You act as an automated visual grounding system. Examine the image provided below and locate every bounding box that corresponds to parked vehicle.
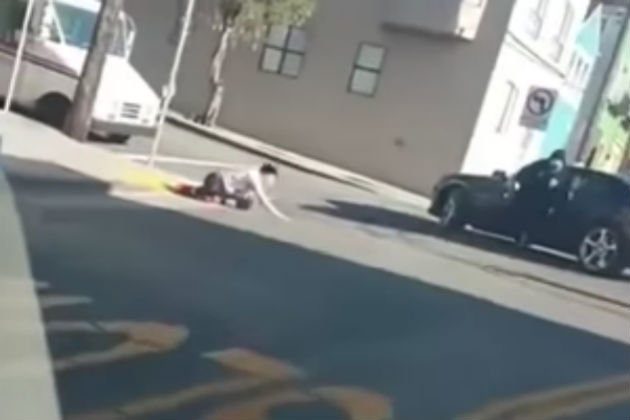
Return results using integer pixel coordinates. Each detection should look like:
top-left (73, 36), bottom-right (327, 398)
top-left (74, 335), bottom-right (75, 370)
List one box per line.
top-left (0, 0), bottom-right (159, 142)
top-left (429, 166), bottom-right (630, 276)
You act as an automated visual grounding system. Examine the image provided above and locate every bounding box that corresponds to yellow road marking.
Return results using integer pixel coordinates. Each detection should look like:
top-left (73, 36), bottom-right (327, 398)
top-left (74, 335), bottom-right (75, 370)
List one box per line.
top-left (314, 386), bottom-right (393, 420)
top-left (67, 377), bottom-right (274, 420)
top-left (203, 348), bottom-right (303, 380)
top-left (204, 386), bottom-right (392, 420)
top-left (68, 348), bottom-right (391, 420)
top-left (456, 374), bottom-right (630, 420)
top-left (204, 389), bottom-right (314, 420)
top-left (47, 321), bottom-right (188, 372)
top-left (120, 168), bottom-right (176, 192)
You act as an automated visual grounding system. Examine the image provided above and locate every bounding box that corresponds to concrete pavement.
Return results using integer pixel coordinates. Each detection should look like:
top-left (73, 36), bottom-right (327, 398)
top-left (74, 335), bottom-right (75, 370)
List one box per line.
top-left (0, 112), bottom-right (188, 191)
top-left (103, 123), bottom-right (630, 311)
top-left (1, 112), bottom-right (629, 419)
top-left (4, 155), bottom-right (629, 419)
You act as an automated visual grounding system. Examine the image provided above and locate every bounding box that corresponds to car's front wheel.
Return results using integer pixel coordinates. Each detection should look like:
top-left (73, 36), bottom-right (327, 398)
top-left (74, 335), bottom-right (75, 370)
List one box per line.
top-left (439, 189), bottom-right (467, 230)
top-left (578, 226), bottom-right (623, 276)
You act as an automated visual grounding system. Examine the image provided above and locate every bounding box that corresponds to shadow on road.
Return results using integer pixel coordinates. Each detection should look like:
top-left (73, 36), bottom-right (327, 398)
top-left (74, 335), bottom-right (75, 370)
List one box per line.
top-left (4, 157), bottom-right (629, 420)
top-left (301, 199), bottom-right (629, 282)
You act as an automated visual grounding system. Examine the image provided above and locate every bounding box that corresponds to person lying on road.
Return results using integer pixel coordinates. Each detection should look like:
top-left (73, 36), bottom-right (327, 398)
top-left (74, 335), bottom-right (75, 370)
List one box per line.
top-left (195, 163), bottom-right (290, 221)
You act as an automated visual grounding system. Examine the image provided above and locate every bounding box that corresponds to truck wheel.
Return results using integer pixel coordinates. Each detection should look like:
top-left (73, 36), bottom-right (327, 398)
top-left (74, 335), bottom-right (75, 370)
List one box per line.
top-left (578, 225), bottom-right (623, 276)
top-left (36, 94), bottom-right (71, 129)
top-left (107, 134), bottom-right (131, 144)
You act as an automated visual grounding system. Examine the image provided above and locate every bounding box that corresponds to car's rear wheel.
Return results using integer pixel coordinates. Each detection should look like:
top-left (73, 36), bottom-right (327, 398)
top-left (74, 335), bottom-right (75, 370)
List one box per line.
top-left (578, 226), bottom-right (623, 276)
top-left (439, 189), bottom-right (467, 230)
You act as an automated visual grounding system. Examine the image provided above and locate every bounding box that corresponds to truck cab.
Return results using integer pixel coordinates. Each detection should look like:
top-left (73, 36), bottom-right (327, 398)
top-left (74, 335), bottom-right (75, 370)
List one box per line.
top-left (0, 0), bottom-right (160, 142)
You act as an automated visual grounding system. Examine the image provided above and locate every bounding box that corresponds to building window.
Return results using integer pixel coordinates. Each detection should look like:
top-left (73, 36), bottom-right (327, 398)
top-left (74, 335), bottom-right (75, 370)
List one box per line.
top-left (348, 43), bottom-right (386, 97)
top-left (260, 25), bottom-right (306, 78)
top-left (527, 0), bottom-right (549, 39)
top-left (552, 1), bottom-right (574, 62)
top-left (496, 81), bottom-right (519, 133)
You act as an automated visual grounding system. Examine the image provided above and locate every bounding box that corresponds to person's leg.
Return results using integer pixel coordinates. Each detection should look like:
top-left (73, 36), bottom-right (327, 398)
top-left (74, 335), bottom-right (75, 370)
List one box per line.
top-left (513, 194), bottom-right (535, 248)
top-left (234, 191), bottom-right (254, 210)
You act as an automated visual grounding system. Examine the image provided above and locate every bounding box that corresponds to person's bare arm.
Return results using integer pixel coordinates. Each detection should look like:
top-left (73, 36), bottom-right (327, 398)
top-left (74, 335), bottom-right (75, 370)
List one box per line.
top-left (249, 173), bottom-right (291, 221)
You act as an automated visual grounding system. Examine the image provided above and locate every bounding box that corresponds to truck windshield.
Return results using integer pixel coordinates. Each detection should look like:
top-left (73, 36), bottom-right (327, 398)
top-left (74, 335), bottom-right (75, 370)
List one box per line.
top-left (54, 2), bottom-right (126, 56)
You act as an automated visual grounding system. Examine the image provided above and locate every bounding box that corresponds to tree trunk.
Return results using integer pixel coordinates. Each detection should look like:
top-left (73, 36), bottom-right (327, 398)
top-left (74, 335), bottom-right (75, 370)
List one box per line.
top-left (63, 0), bottom-right (124, 141)
top-left (201, 25), bottom-right (233, 126)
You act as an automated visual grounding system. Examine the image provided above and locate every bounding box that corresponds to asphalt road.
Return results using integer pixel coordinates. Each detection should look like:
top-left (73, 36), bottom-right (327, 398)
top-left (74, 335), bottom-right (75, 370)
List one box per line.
top-left (4, 129), bottom-right (630, 419)
top-left (101, 124), bottom-right (630, 305)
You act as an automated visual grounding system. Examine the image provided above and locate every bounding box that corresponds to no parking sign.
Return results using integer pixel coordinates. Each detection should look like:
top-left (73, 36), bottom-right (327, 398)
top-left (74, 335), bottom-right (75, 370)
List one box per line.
top-left (519, 87), bottom-right (558, 131)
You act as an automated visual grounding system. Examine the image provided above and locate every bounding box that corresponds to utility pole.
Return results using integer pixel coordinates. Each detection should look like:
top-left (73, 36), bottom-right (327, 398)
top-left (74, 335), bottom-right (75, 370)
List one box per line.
top-left (148, 0), bottom-right (196, 167)
top-left (63, 0), bottom-right (124, 141)
top-left (3, 0), bottom-right (36, 113)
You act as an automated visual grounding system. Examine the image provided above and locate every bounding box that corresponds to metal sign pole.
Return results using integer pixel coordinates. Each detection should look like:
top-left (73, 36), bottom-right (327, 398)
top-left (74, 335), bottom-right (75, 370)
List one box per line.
top-left (148, 0), bottom-right (196, 167)
top-left (3, 0), bottom-right (37, 113)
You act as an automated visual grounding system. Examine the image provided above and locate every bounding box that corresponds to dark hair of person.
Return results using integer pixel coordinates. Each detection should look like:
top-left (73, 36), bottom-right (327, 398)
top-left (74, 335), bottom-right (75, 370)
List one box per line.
top-left (260, 163), bottom-right (278, 176)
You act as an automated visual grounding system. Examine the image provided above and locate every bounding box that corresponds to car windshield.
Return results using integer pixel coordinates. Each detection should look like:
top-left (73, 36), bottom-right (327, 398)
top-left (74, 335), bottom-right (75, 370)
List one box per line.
top-left (53, 2), bottom-right (126, 56)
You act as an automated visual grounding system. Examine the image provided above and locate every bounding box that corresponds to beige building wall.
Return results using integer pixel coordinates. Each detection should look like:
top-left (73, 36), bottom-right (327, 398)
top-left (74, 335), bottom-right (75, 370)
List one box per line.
top-left (126, 0), bottom-right (516, 194)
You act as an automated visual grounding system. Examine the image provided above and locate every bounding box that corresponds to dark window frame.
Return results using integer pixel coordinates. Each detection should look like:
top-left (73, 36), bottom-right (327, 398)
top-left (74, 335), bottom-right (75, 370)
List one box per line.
top-left (347, 42), bottom-right (387, 98)
top-left (259, 26), bottom-right (306, 79)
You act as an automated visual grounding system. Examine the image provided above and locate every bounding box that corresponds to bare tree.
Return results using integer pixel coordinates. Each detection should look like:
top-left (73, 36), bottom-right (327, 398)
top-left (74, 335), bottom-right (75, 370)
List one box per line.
top-left (198, 0), bottom-right (316, 126)
top-left (63, 0), bottom-right (124, 141)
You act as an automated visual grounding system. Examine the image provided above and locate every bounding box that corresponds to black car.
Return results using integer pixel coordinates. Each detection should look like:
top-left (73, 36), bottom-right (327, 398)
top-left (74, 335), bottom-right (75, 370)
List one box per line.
top-left (429, 166), bottom-right (630, 276)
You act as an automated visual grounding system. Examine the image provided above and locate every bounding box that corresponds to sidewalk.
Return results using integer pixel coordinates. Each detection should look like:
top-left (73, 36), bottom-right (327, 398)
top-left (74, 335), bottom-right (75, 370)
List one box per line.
top-left (0, 157), bottom-right (60, 420)
top-left (167, 112), bottom-right (432, 209)
top-left (0, 112), bottom-right (187, 192)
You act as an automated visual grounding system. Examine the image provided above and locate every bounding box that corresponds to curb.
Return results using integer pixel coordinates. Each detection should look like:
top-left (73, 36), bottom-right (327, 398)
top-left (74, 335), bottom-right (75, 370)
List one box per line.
top-left (166, 112), bottom-right (431, 209)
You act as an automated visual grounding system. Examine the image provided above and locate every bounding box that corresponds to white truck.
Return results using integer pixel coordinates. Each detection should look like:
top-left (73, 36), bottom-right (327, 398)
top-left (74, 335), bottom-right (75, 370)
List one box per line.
top-left (0, 0), bottom-right (160, 142)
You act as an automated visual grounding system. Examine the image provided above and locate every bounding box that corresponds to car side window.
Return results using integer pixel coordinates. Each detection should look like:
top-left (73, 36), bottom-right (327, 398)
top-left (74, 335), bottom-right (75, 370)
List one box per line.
top-left (568, 172), bottom-right (626, 206)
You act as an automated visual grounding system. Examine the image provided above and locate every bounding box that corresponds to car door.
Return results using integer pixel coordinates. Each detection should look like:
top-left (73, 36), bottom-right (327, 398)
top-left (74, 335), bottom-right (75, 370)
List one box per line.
top-left (467, 176), bottom-right (516, 232)
top-left (530, 169), bottom-right (582, 249)
top-left (534, 170), bottom-right (616, 251)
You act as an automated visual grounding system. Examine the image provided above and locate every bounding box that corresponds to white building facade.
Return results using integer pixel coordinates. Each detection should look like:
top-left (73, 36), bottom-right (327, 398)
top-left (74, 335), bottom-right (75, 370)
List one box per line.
top-left (462, 0), bottom-right (592, 175)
